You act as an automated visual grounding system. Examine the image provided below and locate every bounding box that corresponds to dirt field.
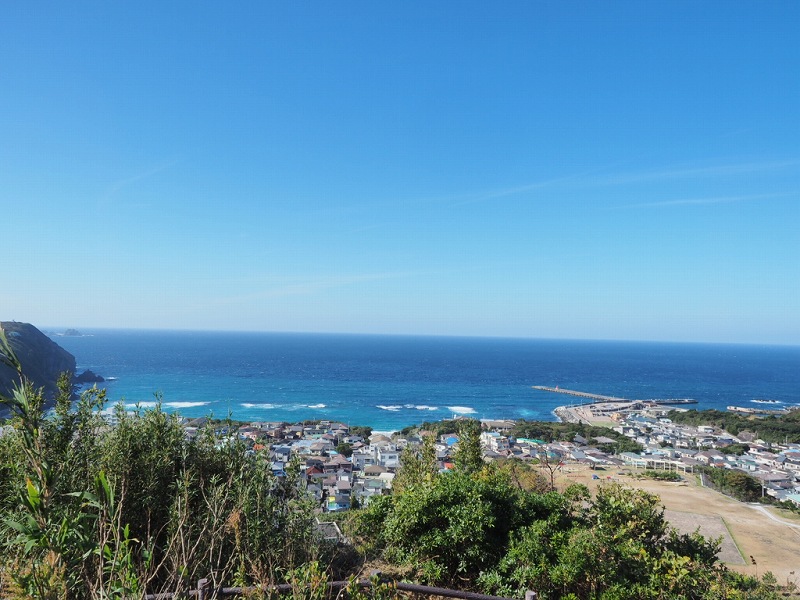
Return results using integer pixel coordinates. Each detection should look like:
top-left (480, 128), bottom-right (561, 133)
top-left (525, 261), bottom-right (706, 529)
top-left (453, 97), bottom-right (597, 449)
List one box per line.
top-left (551, 464), bottom-right (800, 585)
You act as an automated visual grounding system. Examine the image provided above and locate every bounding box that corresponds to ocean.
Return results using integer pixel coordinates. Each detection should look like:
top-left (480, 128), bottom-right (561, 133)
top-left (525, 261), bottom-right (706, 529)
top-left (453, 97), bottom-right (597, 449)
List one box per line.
top-left (52, 330), bottom-right (800, 431)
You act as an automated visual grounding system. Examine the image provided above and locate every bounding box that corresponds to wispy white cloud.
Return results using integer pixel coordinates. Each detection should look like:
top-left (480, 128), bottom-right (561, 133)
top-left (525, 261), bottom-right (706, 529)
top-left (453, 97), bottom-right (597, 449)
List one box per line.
top-left (594, 159), bottom-right (800, 187)
top-left (449, 168), bottom-right (604, 207)
top-left (432, 158), bottom-right (799, 209)
top-left (612, 192), bottom-right (791, 210)
top-left (445, 158), bottom-right (799, 207)
top-left (99, 159), bottom-right (180, 207)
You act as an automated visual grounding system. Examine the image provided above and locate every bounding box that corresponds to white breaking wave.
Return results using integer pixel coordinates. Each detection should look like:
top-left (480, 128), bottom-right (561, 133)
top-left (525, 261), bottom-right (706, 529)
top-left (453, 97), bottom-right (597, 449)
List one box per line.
top-left (123, 401), bottom-right (209, 410)
top-left (241, 403), bottom-right (278, 409)
top-left (307, 403), bottom-right (326, 409)
top-left (165, 401), bottom-right (210, 408)
top-left (448, 406), bottom-right (476, 415)
top-left (377, 404), bottom-right (438, 412)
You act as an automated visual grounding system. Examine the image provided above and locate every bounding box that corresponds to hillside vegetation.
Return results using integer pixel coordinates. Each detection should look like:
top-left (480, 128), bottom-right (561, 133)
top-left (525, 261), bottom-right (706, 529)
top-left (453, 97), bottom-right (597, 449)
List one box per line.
top-left (667, 408), bottom-right (800, 443)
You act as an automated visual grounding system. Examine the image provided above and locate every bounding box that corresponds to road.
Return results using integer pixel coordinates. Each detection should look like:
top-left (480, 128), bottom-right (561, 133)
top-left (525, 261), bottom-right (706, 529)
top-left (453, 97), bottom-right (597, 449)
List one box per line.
top-left (745, 503), bottom-right (800, 534)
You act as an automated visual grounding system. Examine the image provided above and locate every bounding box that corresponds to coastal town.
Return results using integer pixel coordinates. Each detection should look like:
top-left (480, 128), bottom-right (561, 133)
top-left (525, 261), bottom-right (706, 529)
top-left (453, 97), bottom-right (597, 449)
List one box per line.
top-left (175, 399), bottom-right (800, 514)
top-left (171, 398), bottom-right (800, 581)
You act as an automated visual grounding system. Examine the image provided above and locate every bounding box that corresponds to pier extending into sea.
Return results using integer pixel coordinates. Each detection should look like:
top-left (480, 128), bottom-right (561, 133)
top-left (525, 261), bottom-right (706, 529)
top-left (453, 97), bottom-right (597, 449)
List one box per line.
top-left (532, 386), bottom-right (697, 405)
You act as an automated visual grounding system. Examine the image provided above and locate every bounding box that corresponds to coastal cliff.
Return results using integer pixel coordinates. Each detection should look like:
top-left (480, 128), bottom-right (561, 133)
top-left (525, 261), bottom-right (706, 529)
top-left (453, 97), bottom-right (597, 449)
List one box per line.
top-left (0, 321), bottom-right (76, 403)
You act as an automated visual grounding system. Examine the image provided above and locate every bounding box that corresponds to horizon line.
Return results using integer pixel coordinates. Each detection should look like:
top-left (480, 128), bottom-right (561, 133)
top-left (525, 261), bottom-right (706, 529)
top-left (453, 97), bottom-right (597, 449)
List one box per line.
top-left (28, 323), bottom-right (800, 349)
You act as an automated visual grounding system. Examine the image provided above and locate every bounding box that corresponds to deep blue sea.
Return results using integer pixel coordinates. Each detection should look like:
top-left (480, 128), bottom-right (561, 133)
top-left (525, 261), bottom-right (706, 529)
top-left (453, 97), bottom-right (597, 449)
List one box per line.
top-left (52, 330), bottom-right (800, 432)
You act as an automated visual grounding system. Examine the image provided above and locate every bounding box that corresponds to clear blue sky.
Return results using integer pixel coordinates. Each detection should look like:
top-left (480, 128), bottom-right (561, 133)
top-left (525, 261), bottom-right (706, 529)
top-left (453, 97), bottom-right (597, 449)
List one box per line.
top-left (2, 2), bottom-right (798, 344)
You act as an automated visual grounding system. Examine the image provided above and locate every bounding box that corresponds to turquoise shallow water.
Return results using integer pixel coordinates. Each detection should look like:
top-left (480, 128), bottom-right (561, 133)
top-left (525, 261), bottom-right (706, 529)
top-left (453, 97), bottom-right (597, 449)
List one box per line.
top-left (53, 330), bottom-right (800, 431)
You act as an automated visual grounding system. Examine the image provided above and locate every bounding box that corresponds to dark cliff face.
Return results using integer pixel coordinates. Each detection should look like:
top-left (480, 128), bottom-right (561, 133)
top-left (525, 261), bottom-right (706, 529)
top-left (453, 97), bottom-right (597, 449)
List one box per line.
top-left (0, 321), bottom-right (76, 402)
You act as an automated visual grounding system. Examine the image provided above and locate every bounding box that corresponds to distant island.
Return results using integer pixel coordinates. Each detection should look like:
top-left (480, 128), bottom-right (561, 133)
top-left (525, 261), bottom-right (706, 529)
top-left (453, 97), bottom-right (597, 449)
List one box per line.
top-left (74, 369), bottom-right (104, 384)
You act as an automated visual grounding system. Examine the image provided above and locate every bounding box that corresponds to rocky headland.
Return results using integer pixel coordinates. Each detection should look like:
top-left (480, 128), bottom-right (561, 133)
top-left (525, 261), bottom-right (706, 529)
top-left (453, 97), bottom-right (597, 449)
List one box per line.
top-left (0, 321), bottom-right (77, 407)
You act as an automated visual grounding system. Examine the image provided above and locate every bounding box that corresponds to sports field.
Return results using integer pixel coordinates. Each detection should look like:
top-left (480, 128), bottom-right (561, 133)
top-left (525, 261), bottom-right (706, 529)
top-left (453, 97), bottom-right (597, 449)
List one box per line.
top-left (551, 464), bottom-right (800, 586)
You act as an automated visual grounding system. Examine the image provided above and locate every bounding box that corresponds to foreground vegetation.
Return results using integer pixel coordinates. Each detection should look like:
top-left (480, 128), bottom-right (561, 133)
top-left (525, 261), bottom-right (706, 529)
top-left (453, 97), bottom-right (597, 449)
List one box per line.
top-left (354, 424), bottom-right (784, 599)
top-left (0, 378), bottom-right (331, 598)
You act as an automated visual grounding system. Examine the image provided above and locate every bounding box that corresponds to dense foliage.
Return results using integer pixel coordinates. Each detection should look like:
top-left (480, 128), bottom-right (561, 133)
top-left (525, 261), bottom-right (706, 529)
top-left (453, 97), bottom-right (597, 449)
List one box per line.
top-left (720, 443), bottom-right (752, 455)
top-left (358, 458), bottom-right (780, 599)
top-left (510, 419), bottom-right (644, 454)
top-left (698, 467), bottom-right (765, 503)
top-left (0, 378), bottom-right (328, 598)
top-left (638, 470), bottom-right (683, 482)
top-left (399, 419), bottom-right (463, 437)
top-left (667, 409), bottom-right (800, 444)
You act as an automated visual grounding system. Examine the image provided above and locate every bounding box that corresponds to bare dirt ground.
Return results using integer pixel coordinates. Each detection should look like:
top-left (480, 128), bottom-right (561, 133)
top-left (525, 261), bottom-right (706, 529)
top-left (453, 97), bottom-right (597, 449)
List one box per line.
top-left (663, 509), bottom-right (743, 565)
top-left (551, 464), bottom-right (800, 586)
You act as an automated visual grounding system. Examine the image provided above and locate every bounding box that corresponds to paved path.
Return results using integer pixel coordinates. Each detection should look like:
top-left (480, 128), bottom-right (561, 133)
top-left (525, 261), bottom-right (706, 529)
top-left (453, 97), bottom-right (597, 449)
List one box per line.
top-left (745, 503), bottom-right (800, 533)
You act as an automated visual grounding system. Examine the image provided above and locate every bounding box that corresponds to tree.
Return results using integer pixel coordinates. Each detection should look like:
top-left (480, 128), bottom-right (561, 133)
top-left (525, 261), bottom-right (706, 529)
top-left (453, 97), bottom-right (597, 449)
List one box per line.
top-left (392, 434), bottom-right (437, 494)
top-left (335, 442), bottom-right (353, 457)
top-left (534, 446), bottom-right (562, 491)
top-left (479, 483), bottom-right (744, 599)
top-left (376, 469), bottom-right (532, 585)
top-left (453, 419), bottom-right (483, 475)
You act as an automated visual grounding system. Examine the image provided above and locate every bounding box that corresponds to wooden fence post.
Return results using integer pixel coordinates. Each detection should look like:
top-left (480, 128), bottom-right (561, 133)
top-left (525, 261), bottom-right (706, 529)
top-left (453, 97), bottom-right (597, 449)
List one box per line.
top-left (197, 578), bottom-right (210, 600)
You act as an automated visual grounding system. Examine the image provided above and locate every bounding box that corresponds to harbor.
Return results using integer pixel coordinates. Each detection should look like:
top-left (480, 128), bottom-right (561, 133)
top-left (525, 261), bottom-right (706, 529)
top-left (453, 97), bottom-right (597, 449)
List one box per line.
top-left (532, 385), bottom-right (697, 406)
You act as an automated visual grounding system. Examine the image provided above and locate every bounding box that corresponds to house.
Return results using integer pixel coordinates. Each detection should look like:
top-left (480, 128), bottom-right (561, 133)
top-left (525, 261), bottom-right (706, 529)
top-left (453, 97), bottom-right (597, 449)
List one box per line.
top-left (480, 420), bottom-right (515, 433)
top-left (273, 445), bottom-right (293, 462)
top-left (335, 478), bottom-right (352, 497)
top-left (352, 448), bottom-right (376, 471)
top-left (696, 450), bottom-right (726, 466)
top-left (286, 425), bottom-right (304, 438)
top-left (353, 478), bottom-right (389, 506)
top-left (315, 519), bottom-right (345, 543)
top-left (364, 465), bottom-right (389, 477)
top-left (376, 446), bottom-right (400, 469)
top-left (326, 454), bottom-right (353, 473)
top-left (309, 440), bottom-right (334, 456)
top-left (481, 431), bottom-right (510, 452)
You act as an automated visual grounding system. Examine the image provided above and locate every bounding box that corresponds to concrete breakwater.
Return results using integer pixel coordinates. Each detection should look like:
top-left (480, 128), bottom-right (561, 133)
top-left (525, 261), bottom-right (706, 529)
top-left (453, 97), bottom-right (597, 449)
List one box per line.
top-left (533, 386), bottom-right (697, 405)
